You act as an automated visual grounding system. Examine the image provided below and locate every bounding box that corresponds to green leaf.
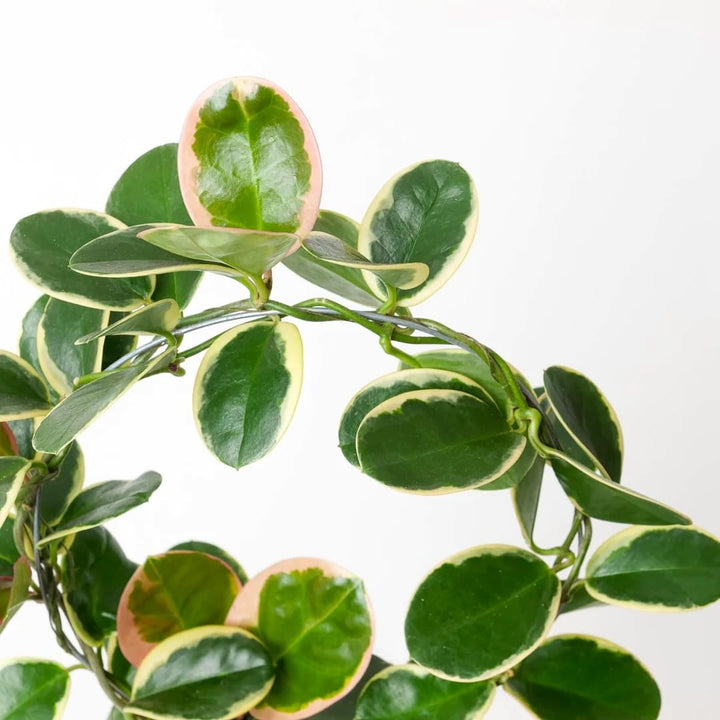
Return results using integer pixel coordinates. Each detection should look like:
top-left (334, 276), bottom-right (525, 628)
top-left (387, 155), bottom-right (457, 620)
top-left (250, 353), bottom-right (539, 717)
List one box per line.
top-left (0, 351), bottom-right (52, 421)
top-left (405, 545), bottom-right (561, 681)
top-left (0, 517), bottom-right (20, 577)
top-left (339, 368), bottom-right (494, 468)
top-left (402, 348), bottom-right (513, 421)
top-left (356, 389), bottom-right (526, 493)
top-left (37, 471), bottom-right (162, 547)
top-left (70, 226), bottom-right (232, 278)
top-left (38, 441), bottom-right (84, 526)
top-left (179, 77), bottom-right (322, 236)
top-left (512, 456), bottom-right (546, 546)
top-left (37, 298), bottom-right (108, 396)
top-left (106, 631), bottom-right (136, 691)
top-left (306, 656), bottom-right (389, 720)
top-left (355, 664), bottom-right (495, 720)
top-left (302, 232), bottom-right (429, 290)
top-left (168, 540), bottom-right (247, 584)
top-left (151, 271), bottom-right (203, 312)
top-left (61, 526), bottom-right (138, 645)
top-left (551, 456), bottom-right (691, 526)
top-left (117, 551), bottom-right (242, 668)
top-left (19, 296), bottom-right (52, 378)
top-left (127, 626), bottom-right (275, 720)
top-left (358, 160), bottom-right (478, 306)
top-left (544, 366), bottom-right (623, 482)
top-left (559, 581), bottom-right (603, 615)
top-left (586, 525), bottom-right (720, 610)
top-left (0, 659), bottom-right (70, 720)
top-left (478, 439), bottom-right (539, 491)
top-left (505, 635), bottom-right (660, 720)
top-left (76, 299), bottom-right (181, 345)
top-left (101, 312), bottom-right (138, 370)
top-left (227, 558), bottom-right (374, 717)
top-left (107, 144), bottom-right (193, 226)
top-left (0, 558), bottom-right (32, 634)
top-left (0, 458), bottom-right (32, 528)
top-left (33, 348), bottom-right (174, 454)
top-left (10, 209), bottom-right (153, 310)
top-left (282, 210), bottom-right (379, 306)
top-left (139, 225), bottom-right (298, 276)
top-left (7, 419), bottom-right (36, 460)
top-left (194, 320), bottom-right (303, 469)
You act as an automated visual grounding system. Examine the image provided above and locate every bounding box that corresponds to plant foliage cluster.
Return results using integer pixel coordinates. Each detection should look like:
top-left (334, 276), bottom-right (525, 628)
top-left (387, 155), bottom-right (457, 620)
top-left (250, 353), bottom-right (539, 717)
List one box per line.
top-left (0, 77), bottom-right (718, 720)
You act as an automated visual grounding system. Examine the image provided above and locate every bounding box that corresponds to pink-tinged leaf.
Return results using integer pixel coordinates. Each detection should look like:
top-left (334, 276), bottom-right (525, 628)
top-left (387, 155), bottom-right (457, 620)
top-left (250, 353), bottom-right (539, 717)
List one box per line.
top-left (116, 550), bottom-right (242, 667)
top-left (0, 424), bottom-right (18, 457)
top-left (227, 557), bottom-right (375, 720)
top-left (178, 77), bottom-right (322, 243)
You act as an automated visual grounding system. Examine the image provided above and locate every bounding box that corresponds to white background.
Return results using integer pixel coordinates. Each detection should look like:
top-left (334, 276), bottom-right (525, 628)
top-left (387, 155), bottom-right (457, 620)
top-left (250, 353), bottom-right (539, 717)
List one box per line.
top-left (1, 1), bottom-right (719, 718)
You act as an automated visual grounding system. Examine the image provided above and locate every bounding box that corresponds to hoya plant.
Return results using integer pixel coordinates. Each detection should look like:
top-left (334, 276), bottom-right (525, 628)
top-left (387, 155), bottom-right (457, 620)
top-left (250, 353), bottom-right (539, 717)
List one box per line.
top-left (0, 76), bottom-right (718, 720)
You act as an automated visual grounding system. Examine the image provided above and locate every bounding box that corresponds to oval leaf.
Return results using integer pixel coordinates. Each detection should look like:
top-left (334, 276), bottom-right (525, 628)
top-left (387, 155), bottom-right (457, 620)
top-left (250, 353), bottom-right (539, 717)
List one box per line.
top-left (586, 525), bottom-right (720, 610)
top-left (355, 664), bottom-right (494, 720)
top-left (139, 225), bottom-right (298, 276)
top-left (339, 368), bottom-right (494, 468)
top-left (19, 296), bottom-right (53, 384)
top-left (61, 526), bottom-right (138, 645)
top-left (282, 210), bottom-right (379, 306)
top-left (512, 456), bottom-right (546, 546)
top-left (0, 518), bottom-right (20, 577)
top-left (76, 299), bottom-right (181, 345)
top-left (194, 320), bottom-right (303, 469)
top-left (0, 351), bottom-right (52, 421)
top-left (405, 545), bottom-right (561, 681)
top-left (302, 232), bottom-right (429, 290)
top-left (37, 298), bottom-right (108, 395)
top-left (10, 209), bottom-right (153, 309)
top-left (37, 470), bottom-right (162, 547)
top-left (544, 366), bottom-right (623, 482)
top-left (127, 626), bottom-right (275, 720)
top-left (0, 558), bottom-right (32, 633)
top-left (33, 348), bottom-right (174, 454)
top-left (70, 225), bottom-right (232, 277)
top-left (506, 635), bottom-right (660, 720)
top-left (117, 550), bottom-right (242, 667)
top-left (169, 540), bottom-right (248, 584)
top-left (358, 160), bottom-right (478, 306)
top-left (226, 557), bottom-right (374, 719)
top-left (0, 659), bottom-right (70, 720)
top-left (38, 441), bottom-right (84, 526)
top-left (179, 76), bottom-right (322, 237)
top-left (356, 389), bottom-right (525, 494)
top-left (478, 439), bottom-right (539, 491)
top-left (550, 456), bottom-right (690, 526)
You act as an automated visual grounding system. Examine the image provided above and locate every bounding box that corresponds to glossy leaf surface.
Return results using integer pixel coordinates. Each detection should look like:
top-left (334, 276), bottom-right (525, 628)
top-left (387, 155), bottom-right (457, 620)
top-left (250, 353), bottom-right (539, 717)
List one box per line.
top-left (586, 525), bottom-right (720, 610)
top-left (339, 368), bottom-right (494, 467)
top-left (194, 320), bottom-right (303, 469)
top-left (127, 626), bottom-right (275, 720)
top-left (0, 458), bottom-right (31, 527)
top-left (0, 351), bottom-right (52, 421)
top-left (139, 225), bottom-right (298, 276)
top-left (506, 635), bottom-right (660, 720)
top-left (544, 366), bottom-right (623, 482)
top-left (0, 424), bottom-right (17, 458)
top-left (77, 299), bottom-right (181, 344)
top-left (478, 440), bottom-right (539, 491)
top-left (33, 349), bottom-right (173, 454)
top-left (405, 546), bottom-right (560, 681)
top-left (0, 659), bottom-right (70, 720)
top-left (282, 210), bottom-right (379, 305)
top-left (179, 76), bottom-right (322, 237)
top-left (227, 558), bottom-right (374, 719)
top-left (302, 232), bottom-right (429, 290)
top-left (62, 526), bottom-right (138, 645)
top-left (37, 298), bottom-right (107, 395)
top-left (70, 225), bottom-right (231, 277)
top-left (512, 456), bottom-right (546, 546)
top-left (38, 440), bottom-right (84, 526)
top-left (19, 295), bottom-right (52, 382)
top-left (355, 664), bottom-right (494, 720)
top-left (0, 518), bottom-right (20, 577)
top-left (169, 540), bottom-right (248, 584)
top-left (559, 581), bottom-right (603, 614)
top-left (551, 456), bottom-right (690, 526)
top-left (117, 550), bottom-right (241, 667)
top-left (356, 389), bottom-right (525, 493)
top-left (6, 419), bottom-right (35, 460)
top-left (358, 160), bottom-right (478, 305)
top-left (10, 209), bottom-right (152, 309)
top-left (38, 471), bottom-right (162, 547)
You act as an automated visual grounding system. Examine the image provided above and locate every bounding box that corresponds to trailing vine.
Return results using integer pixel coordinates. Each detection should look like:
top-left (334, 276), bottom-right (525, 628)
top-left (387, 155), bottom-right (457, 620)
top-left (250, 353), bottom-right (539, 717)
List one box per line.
top-left (1, 76), bottom-right (719, 720)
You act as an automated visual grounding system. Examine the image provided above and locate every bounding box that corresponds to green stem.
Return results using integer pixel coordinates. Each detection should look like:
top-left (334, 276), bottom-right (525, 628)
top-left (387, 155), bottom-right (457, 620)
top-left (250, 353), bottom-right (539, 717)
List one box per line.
top-left (552, 511), bottom-right (583, 571)
top-left (379, 330), bottom-right (422, 367)
top-left (563, 515), bottom-right (593, 595)
top-left (77, 638), bottom-right (126, 711)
